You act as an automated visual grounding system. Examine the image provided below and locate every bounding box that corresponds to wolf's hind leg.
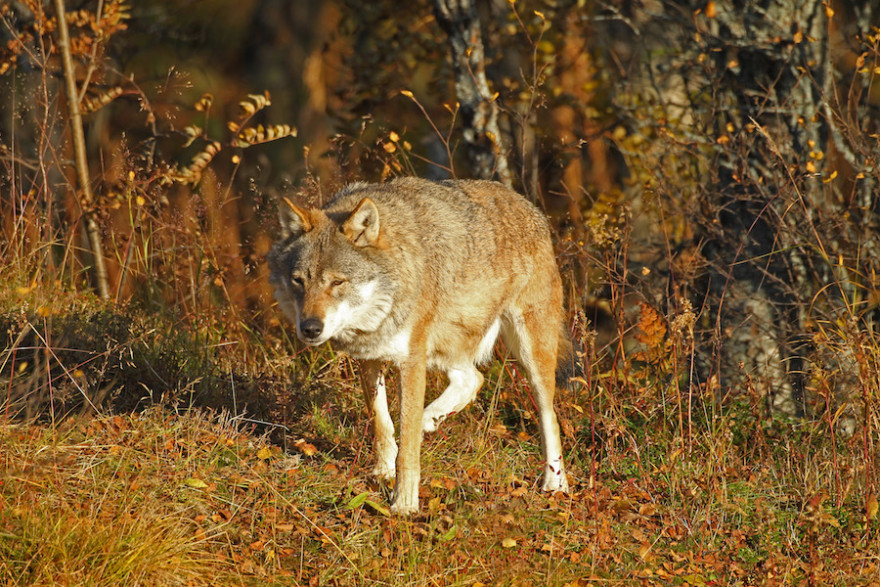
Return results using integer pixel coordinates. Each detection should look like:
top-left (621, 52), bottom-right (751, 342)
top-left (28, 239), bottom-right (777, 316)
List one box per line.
top-left (359, 359), bottom-right (397, 479)
top-left (422, 366), bottom-right (484, 433)
top-left (501, 311), bottom-right (569, 493)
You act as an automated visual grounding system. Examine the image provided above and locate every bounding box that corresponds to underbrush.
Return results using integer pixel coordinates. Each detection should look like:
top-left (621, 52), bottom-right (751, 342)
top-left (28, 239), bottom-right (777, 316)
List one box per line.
top-left (1, 272), bottom-right (878, 585)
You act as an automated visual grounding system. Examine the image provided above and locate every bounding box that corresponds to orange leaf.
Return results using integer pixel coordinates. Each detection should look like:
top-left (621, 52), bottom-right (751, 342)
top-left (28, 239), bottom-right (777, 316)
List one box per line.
top-left (705, 1), bottom-right (716, 18)
top-left (295, 439), bottom-right (318, 456)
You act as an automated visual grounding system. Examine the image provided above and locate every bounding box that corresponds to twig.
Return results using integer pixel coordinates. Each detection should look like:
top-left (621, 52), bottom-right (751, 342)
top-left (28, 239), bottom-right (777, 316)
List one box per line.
top-left (53, 0), bottom-right (110, 299)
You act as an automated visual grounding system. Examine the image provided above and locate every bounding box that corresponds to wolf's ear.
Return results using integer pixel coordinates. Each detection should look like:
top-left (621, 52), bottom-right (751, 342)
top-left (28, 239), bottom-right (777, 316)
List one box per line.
top-left (342, 197), bottom-right (380, 247)
top-left (279, 197), bottom-right (311, 239)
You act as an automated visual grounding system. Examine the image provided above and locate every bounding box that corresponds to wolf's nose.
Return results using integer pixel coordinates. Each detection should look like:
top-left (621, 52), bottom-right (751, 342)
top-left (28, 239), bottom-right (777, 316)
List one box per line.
top-left (300, 318), bottom-right (324, 340)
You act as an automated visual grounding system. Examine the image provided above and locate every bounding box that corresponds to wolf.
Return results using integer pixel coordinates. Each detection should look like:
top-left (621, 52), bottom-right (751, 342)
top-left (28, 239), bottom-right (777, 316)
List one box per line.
top-left (268, 177), bottom-right (574, 515)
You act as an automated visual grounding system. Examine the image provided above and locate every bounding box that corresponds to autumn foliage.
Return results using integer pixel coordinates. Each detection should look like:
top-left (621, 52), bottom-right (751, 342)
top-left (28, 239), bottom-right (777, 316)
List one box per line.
top-left (2, 0), bottom-right (880, 584)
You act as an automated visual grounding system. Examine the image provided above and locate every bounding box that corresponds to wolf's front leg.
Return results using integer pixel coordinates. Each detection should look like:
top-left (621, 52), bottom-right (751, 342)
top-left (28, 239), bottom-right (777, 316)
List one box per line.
top-left (359, 359), bottom-right (397, 479)
top-left (391, 351), bottom-right (427, 516)
top-left (422, 366), bottom-right (483, 433)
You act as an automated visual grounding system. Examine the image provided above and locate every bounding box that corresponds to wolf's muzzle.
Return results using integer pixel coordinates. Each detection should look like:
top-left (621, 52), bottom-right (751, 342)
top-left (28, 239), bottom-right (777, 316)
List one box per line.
top-left (299, 317), bottom-right (324, 342)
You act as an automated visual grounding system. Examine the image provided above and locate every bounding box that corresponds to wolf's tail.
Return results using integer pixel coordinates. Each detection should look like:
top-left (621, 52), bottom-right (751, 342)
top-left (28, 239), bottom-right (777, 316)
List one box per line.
top-left (555, 323), bottom-right (584, 389)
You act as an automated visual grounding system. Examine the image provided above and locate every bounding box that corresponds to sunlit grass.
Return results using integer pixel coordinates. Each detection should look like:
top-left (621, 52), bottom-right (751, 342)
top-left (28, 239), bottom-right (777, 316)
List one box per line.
top-left (3, 389), bottom-right (877, 586)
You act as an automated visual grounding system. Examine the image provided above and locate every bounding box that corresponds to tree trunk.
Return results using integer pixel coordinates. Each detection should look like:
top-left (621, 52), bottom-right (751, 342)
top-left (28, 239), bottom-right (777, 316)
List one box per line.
top-left (432, 0), bottom-right (512, 185)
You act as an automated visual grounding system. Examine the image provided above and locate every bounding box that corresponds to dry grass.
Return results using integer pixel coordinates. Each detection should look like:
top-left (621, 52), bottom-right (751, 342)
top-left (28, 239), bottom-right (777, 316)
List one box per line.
top-left (2, 372), bottom-right (880, 586)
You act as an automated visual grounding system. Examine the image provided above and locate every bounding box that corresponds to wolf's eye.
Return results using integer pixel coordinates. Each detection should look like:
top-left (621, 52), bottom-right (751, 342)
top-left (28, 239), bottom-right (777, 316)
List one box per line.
top-left (291, 276), bottom-right (305, 289)
top-left (330, 279), bottom-right (346, 288)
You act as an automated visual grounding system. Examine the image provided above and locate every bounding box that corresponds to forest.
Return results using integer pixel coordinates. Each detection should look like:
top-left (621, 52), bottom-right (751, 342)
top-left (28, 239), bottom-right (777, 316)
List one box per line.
top-left (2, 0), bottom-right (880, 584)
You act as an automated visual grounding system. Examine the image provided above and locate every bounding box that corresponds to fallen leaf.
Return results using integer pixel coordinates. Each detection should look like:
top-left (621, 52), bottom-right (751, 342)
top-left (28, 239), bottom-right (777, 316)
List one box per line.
top-left (295, 439), bottom-right (318, 456)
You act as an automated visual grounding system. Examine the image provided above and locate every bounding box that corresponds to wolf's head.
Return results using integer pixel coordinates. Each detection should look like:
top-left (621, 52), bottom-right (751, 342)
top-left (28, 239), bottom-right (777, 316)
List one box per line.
top-left (268, 196), bottom-right (395, 346)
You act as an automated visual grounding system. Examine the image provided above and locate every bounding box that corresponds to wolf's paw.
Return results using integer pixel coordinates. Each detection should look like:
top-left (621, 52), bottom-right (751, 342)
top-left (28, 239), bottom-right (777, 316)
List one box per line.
top-left (542, 476), bottom-right (570, 494)
top-left (372, 461), bottom-right (396, 480)
top-left (542, 460), bottom-right (570, 494)
top-left (371, 443), bottom-right (397, 480)
top-left (542, 470), bottom-right (570, 494)
top-left (389, 492), bottom-right (419, 516)
top-left (421, 410), bottom-right (446, 434)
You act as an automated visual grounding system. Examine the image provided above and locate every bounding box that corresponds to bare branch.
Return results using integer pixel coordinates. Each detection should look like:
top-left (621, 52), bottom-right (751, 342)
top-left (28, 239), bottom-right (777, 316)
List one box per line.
top-left (52, 0), bottom-right (110, 299)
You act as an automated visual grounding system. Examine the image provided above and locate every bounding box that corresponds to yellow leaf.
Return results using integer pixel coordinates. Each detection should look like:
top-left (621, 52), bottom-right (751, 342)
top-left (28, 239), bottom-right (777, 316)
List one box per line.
top-left (194, 93), bottom-right (213, 111)
top-left (705, 1), bottom-right (716, 18)
top-left (256, 446), bottom-right (272, 460)
top-left (184, 478), bottom-right (208, 489)
top-left (824, 2), bottom-right (834, 18)
top-left (501, 537), bottom-right (517, 548)
top-left (295, 439), bottom-right (317, 456)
